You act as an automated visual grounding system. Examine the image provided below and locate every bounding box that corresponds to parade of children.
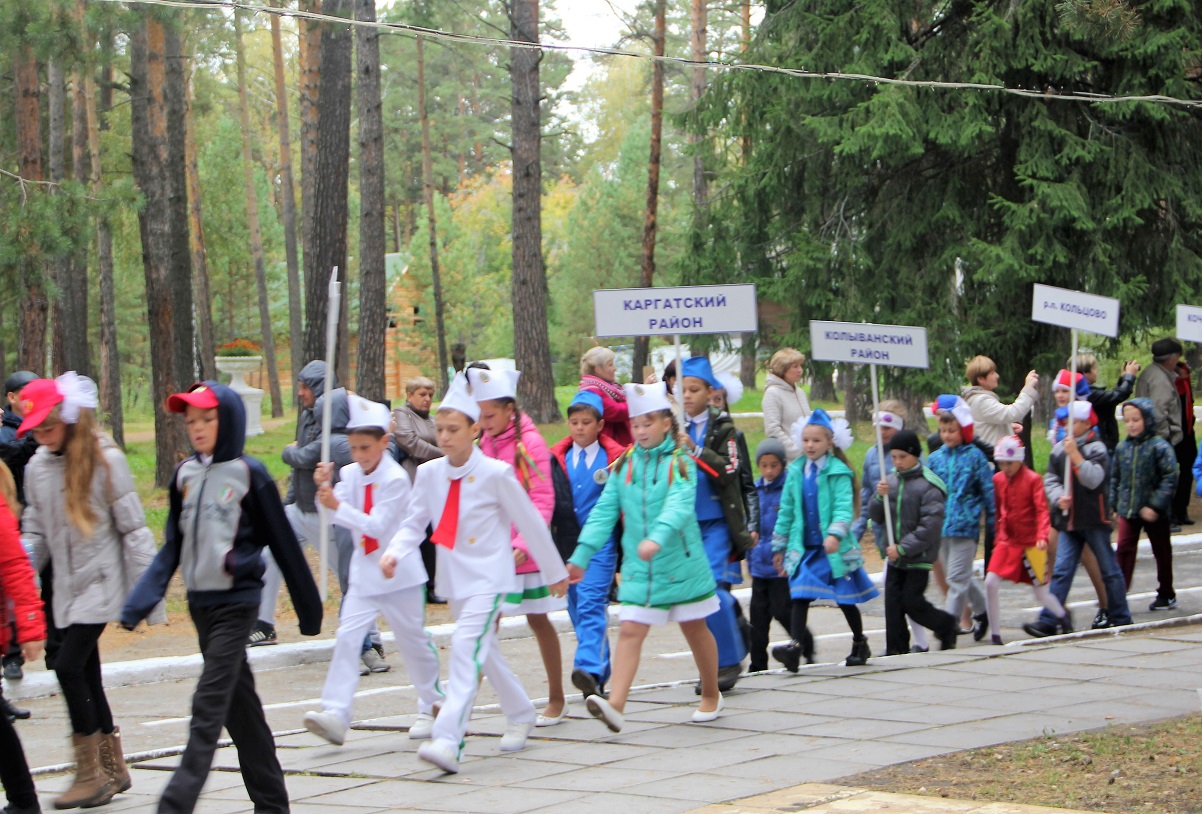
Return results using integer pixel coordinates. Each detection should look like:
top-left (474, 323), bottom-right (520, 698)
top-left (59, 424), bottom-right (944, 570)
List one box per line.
top-left (5, 341), bottom-right (1202, 812)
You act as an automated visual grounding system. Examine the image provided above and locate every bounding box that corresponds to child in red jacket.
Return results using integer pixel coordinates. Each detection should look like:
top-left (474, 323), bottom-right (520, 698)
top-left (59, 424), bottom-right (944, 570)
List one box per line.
top-left (0, 461), bottom-right (45, 814)
top-left (985, 436), bottom-right (1069, 644)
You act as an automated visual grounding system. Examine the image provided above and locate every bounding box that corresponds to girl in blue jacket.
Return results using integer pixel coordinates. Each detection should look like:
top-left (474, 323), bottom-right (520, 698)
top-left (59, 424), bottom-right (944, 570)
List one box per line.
top-left (568, 382), bottom-right (721, 733)
top-left (771, 410), bottom-right (878, 670)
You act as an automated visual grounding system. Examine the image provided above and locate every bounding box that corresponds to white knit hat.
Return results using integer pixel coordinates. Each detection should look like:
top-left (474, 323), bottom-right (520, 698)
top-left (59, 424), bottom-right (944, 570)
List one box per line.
top-left (466, 368), bottom-right (520, 403)
top-left (438, 373), bottom-right (480, 421)
top-left (624, 381), bottom-right (673, 418)
top-left (993, 435), bottom-right (1024, 463)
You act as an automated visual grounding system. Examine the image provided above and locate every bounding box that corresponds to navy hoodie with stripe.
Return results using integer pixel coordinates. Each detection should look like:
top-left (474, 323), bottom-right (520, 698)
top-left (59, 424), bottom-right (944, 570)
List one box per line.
top-left (122, 382), bottom-right (322, 634)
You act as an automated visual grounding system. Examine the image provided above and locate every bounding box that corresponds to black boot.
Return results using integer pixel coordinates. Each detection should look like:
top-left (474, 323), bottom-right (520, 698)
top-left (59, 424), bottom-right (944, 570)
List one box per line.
top-left (972, 612), bottom-right (989, 642)
top-left (801, 628), bottom-right (816, 664)
top-left (938, 622), bottom-right (958, 651)
top-left (1, 692), bottom-right (30, 722)
top-left (845, 637), bottom-right (871, 667)
top-left (771, 641), bottom-right (803, 673)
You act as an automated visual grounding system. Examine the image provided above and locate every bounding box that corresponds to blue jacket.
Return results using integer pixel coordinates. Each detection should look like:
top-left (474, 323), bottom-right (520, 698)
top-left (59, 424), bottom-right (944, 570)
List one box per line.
top-left (122, 382), bottom-right (323, 634)
top-left (1112, 398), bottom-right (1178, 518)
top-left (851, 445), bottom-right (893, 552)
top-left (749, 472), bottom-right (787, 579)
top-left (927, 442), bottom-right (995, 539)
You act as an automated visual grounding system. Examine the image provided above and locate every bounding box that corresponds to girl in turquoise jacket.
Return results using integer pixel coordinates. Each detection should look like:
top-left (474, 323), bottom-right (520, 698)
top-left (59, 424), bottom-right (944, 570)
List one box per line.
top-left (770, 410), bottom-right (879, 671)
top-left (568, 382), bottom-right (721, 733)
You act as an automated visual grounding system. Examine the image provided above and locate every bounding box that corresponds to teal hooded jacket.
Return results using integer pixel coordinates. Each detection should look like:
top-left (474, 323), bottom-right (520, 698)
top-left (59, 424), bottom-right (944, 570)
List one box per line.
top-left (571, 436), bottom-right (716, 608)
top-left (770, 455), bottom-right (861, 579)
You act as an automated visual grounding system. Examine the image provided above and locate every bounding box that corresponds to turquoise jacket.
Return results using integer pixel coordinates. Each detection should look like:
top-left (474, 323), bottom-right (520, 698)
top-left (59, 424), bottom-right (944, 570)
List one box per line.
top-left (571, 436), bottom-right (716, 608)
top-left (770, 455), bottom-right (861, 579)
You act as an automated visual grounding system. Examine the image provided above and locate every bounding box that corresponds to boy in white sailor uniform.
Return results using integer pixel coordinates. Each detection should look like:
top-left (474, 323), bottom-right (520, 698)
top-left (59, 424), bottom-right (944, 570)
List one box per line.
top-left (381, 374), bottom-right (568, 775)
top-left (302, 395), bottom-right (444, 746)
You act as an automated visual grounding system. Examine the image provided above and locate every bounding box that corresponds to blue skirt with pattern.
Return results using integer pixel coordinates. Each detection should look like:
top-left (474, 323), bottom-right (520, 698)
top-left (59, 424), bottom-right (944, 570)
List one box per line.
top-left (788, 544), bottom-right (879, 604)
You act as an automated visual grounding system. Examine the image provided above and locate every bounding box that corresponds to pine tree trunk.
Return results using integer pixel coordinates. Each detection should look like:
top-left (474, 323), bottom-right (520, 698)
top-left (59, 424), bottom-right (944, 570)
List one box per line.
top-left (417, 35), bottom-right (449, 393)
top-left (299, 0), bottom-right (323, 304)
top-left (165, 25), bottom-right (195, 388)
top-left (303, 0), bottom-right (353, 366)
top-left (235, 11), bottom-right (284, 417)
top-left (89, 30), bottom-right (122, 446)
top-left (509, 0), bottom-right (560, 422)
top-left (355, 0), bottom-right (387, 402)
top-left (632, 0), bottom-right (666, 381)
top-left (67, 65), bottom-right (91, 377)
top-left (271, 2), bottom-right (303, 401)
top-left (689, 0), bottom-right (707, 213)
top-left (48, 59), bottom-right (67, 374)
top-left (184, 64), bottom-right (217, 382)
top-left (130, 17), bottom-right (189, 487)
top-left (15, 48), bottom-right (47, 375)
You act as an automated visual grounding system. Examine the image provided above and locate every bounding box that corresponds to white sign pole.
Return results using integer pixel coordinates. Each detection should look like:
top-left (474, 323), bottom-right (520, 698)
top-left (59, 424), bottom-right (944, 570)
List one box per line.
top-left (1065, 328), bottom-right (1078, 490)
top-left (317, 267), bottom-right (340, 603)
top-left (869, 362), bottom-right (895, 551)
top-left (673, 333), bottom-right (684, 435)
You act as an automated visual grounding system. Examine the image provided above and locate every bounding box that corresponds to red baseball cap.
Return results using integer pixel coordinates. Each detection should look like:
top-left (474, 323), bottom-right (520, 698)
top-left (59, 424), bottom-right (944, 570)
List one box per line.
top-left (166, 383), bottom-right (220, 414)
top-left (16, 379), bottom-right (64, 438)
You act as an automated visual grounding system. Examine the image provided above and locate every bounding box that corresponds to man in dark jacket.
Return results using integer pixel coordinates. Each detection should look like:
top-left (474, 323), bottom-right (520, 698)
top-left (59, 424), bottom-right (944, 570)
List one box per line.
top-left (1075, 352), bottom-right (1139, 452)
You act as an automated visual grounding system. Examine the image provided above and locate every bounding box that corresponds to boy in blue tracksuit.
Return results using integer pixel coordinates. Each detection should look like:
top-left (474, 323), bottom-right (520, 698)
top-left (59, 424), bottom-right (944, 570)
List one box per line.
top-left (122, 382), bottom-right (322, 814)
top-left (549, 391), bottom-right (627, 699)
top-left (926, 399), bottom-right (994, 642)
top-left (747, 439), bottom-right (803, 671)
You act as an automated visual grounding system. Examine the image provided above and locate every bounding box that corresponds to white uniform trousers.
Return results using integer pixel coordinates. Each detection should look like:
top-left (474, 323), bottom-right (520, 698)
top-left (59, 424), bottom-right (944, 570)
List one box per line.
top-left (431, 593), bottom-right (535, 758)
top-left (320, 586), bottom-right (444, 726)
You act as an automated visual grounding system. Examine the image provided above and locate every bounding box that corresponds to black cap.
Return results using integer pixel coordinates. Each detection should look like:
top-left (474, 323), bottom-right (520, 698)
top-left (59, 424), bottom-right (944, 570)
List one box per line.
top-left (1151, 337), bottom-right (1183, 362)
top-left (887, 429), bottom-right (923, 459)
top-left (4, 371), bottom-right (37, 398)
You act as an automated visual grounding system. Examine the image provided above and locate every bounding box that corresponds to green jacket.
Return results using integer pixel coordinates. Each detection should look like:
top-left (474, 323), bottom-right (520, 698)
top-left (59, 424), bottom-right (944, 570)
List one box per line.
top-left (770, 455), bottom-right (861, 579)
top-left (571, 436), bottom-right (716, 608)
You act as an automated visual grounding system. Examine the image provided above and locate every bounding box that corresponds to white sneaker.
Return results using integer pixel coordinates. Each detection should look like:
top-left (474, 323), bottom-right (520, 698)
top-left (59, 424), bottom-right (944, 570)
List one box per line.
top-left (303, 710), bottom-right (347, 746)
top-left (585, 695), bottom-right (624, 733)
top-left (408, 712), bottom-right (435, 740)
top-left (417, 739), bottom-right (460, 774)
top-left (499, 720), bottom-right (533, 752)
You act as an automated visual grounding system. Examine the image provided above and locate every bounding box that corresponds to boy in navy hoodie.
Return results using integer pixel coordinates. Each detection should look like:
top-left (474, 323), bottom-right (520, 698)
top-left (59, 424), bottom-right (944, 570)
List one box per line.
top-left (123, 382), bottom-right (322, 814)
top-left (549, 391), bottom-right (626, 699)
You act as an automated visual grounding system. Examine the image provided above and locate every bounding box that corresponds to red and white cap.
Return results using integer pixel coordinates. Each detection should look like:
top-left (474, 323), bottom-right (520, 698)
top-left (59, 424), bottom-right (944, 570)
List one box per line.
top-left (166, 383), bottom-right (220, 414)
top-left (931, 394), bottom-right (975, 443)
top-left (17, 372), bottom-right (99, 437)
top-left (993, 435), bottom-right (1024, 463)
top-left (1053, 369), bottom-right (1084, 392)
top-left (1068, 400), bottom-right (1098, 427)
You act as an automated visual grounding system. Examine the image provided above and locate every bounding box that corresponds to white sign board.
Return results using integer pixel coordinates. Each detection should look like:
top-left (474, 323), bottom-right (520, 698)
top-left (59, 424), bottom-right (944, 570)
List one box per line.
top-left (1031, 284), bottom-right (1119, 338)
top-left (592, 284), bottom-right (757, 337)
top-left (1176, 304), bottom-right (1202, 343)
top-left (809, 320), bottom-right (929, 369)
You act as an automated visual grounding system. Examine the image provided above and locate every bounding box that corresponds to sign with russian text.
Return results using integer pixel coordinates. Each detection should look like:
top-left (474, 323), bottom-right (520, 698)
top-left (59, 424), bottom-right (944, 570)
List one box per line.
top-left (1176, 305), bottom-right (1202, 343)
top-left (1031, 284), bottom-right (1119, 338)
top-left (809, 320), bottom-right (929, 369)
top-left (592, 284), bottom-right (757, 337)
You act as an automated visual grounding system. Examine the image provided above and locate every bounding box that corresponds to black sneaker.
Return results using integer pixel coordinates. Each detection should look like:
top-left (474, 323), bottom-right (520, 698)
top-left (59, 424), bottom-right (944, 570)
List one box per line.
top-left (1022, 620), bottom-right (1057, 638)
top-left (1091, 609), bottom-right (1110, 630)
top-left (1, 695), bottom-right (30, 722)
top-left (772, 641), bottom-right (803, 673)
top-left (2, 659), bottom-right (23, 680)
top-left (247, 621), bottom-right (278, 647)
top-left (972, 612), bottom-right (989, 642)
top-left (571, 668), bottom-right (601, 699)
top-left (1149, 596), bottom-right (1177, 611)
top-left (938, 623), bottom-right (958, 651)
top-left (1057, 608), bottom-right (1074, 635)
top-left (716, 663), bottom-right (742, 691)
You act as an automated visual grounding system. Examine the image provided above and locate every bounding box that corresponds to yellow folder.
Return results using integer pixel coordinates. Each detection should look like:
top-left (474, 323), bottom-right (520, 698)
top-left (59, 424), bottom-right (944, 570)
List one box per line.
top-left (1024, 546), bottom-right (1049, 585)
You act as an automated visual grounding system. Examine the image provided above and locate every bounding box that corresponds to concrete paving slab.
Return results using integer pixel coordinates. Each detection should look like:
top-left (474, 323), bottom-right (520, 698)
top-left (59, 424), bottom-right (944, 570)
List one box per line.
top-left (709, 755), bottom-right (879, 784)
top-left (523, 790), bottom-right (703, 814)
top-left (413, 784), bottom-right (588, 813)
top-left (939, 672), bottom-right (1072, 693)
top-left (618, 770), bottom-right (784, 803)
top-left (512, 763), bottom-right (687, 792)
top-left (785, 716), bottom-right (933, 740)
top-left (300, 778), bottom-right (477, 808)
top-left (506, 738), bottom-right (660, 766)
top-left (1078, 635), bottom-right (1201, 653)
top-left (604, 743), bottom-right (766, 774)
top-left (608, 722), bottom-right (758, 749)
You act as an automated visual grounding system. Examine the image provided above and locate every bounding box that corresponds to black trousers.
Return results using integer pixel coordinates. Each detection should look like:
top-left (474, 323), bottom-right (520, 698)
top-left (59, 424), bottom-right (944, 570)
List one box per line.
top-left (0, 709), bottom-right (37, 809)
top-left (885, 566), bottom-right (954, 656)
top-left (41, 563), bottom-right (62, 669)
top-left (54, 623), bottom-right (113, 735)
top-left (748, 577), bottom-right (792, 670)
top-left (1173, 437), bottom-right (1197, 522)
top-left (158, 604), bottom-right (288, 814)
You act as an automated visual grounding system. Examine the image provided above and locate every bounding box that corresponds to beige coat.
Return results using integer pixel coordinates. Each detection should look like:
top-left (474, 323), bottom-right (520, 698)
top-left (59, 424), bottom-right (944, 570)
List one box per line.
top-left (761, 372), bottom-right (812, 461)
top-left (392, 402), bottom-right (443, 480)
top-left (24, 434), bottom-right (164, 628)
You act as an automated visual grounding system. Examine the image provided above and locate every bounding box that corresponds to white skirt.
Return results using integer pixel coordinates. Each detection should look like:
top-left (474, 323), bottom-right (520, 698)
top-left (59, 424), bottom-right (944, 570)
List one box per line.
top-left (618, 593), bottom-right (720, 626)
top-left (501, 571), bottom-right (568, 616)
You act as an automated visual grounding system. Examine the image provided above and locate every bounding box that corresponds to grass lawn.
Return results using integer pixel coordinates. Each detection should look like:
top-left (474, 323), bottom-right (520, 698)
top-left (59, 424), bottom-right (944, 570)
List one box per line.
top-left (844, 713), bottom-right (1202, 814)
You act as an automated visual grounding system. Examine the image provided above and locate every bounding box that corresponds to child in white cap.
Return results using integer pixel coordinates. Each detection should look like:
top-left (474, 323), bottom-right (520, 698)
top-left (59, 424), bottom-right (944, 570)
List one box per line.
top-left (568, 381), bottom-right (722, 732)
top-left (382, 375), bottom-right (568, 774)
top-left (303, 395), bottom-right (444, 746)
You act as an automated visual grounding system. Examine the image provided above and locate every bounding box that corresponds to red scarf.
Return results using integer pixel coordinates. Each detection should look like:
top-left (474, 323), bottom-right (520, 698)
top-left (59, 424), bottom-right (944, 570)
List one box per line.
top-left (580, 374), bottom-right (624, 403)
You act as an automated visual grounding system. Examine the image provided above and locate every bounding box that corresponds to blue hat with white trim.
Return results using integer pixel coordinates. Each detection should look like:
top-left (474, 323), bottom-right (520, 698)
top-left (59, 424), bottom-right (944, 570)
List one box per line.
top-left (568, 390), bottom-right (605, 419)
top-left (680, 357), bottom-right (721, 390)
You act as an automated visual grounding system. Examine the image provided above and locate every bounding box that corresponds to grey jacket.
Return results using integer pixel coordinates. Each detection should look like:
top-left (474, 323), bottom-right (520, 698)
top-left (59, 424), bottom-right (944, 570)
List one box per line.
top-left (868, 464), bottom-right (947, 570)
top-left (282, 361), bottom-right (351, 512)
top-left (1134, 362), bottom-right (1183, 446)
top-left (392, 402), bottom-right (442, 480)
top-left (761, 373), bottom-right (811, 462)
top-left (24, 434), bottom-right (164, 627)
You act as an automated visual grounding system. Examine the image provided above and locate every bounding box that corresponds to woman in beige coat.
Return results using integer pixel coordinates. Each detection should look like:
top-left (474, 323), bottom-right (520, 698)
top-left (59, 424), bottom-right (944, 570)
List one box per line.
top-left (761, 348), bottom-right (812, 461)
top-left (21, 373), bottom-right (161, 810)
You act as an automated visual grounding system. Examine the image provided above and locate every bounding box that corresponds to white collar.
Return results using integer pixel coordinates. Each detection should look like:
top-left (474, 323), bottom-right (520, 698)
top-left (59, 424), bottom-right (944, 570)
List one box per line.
top-left (803, 454), bottom-right (828, 473)
top-left (688, 410), bottom-right (708, 427)
top-left (572, 440), bottom-right (600, 461)
top-left (447, 447), bottom-right (481, 479)
top-left (199, 453), bottom-right (214, 466)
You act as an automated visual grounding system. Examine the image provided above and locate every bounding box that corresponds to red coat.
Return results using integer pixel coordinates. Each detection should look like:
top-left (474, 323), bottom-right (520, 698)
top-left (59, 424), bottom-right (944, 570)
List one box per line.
top-left (0, 501), bottom-right (45, 652)
top-left (993, 466), bottom-right (1050, 548)
top-left (579, 375), bottom-right (633, 448)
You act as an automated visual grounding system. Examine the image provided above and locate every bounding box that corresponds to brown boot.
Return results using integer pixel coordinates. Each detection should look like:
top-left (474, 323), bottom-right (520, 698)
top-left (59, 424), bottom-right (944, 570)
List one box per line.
top-left (53, 732), bottom-right (115, 810)
top-left (98, 728), bottom-right (131, 794)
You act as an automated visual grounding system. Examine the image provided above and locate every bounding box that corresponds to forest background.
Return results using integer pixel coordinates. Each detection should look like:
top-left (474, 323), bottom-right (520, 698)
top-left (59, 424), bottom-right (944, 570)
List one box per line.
top-left (1, 0), bottom-right (1199, 488)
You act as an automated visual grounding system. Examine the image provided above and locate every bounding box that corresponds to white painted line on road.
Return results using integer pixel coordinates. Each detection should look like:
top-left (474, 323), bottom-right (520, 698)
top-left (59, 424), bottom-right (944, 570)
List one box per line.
top-left (141, 683), bottom-right (418, 727)
top-left (1019, 584), bottom-right (1202, 614)
top-left (656, 627), bottom-right (889, 659)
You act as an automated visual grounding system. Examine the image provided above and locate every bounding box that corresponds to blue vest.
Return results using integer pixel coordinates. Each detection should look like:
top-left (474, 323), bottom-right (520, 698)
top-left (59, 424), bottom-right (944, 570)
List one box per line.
top-left (568, 445), bottom-right (610, 526)
top-left (689, 418), bottom-right (724, 521)
top-left (802, 461), bottom-right (823, 549)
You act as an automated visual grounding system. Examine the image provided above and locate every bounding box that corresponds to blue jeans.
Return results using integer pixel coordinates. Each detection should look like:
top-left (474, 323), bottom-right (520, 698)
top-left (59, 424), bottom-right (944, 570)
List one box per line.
top-left (1038, 526), bottom-right (1132, 627)
top-left (567, 537), bottom-right (617, 686)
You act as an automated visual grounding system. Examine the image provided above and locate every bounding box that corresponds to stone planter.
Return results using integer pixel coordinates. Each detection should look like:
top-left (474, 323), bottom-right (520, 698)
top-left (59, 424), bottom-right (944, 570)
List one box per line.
top-left (214, 355), bottom-right (264, 436)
